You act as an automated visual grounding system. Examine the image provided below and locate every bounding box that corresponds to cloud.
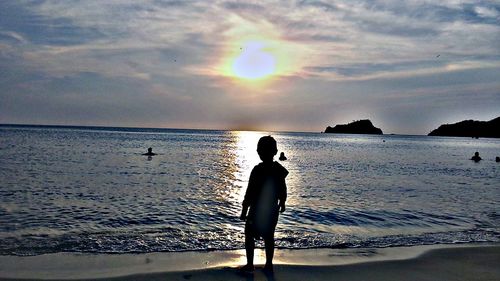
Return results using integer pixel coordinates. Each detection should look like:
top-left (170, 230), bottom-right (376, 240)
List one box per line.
top-left (3, 0), bottom-right (498, 80)
top-left (0, 0), bottom-right (499, 134)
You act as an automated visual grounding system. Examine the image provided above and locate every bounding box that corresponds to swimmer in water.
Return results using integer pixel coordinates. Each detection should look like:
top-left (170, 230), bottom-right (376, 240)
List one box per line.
top-left (279, 152), bottom-right (287, 161)
top-left (142, 147), bottom-right (156, 156)
top-left (470, 152), bottom-right (481, 162)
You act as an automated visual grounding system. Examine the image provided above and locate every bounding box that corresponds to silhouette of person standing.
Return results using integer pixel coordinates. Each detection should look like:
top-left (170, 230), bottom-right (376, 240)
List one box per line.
top-left (240, 136), bottom-right (288, 273)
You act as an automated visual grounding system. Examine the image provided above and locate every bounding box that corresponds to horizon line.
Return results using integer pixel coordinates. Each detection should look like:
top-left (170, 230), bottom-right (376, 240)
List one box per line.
top-left (0, 122), bottom-right (428, 136)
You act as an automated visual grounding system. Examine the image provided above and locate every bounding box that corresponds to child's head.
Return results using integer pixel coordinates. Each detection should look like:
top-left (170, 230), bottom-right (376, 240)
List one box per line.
top-left (257, 136), bottom-right (278, 162)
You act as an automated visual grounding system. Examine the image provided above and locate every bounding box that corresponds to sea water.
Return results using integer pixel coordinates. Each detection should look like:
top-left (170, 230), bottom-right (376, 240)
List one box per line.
top-left (0, 125), bottom-right (498, 255)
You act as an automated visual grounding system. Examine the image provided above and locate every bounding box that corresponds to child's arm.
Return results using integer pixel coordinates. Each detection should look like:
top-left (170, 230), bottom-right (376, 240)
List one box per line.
top-left (240, 168), bottom-right (257, 220)
top-left (279, 179), bottom-right (287, 213)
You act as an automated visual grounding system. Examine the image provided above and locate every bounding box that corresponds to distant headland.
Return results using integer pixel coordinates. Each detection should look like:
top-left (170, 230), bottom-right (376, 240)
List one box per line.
top-left (429, 117), bottom-right (500, 138)
top-left (428, 117), bottom-right (500, 138)
top-left (324, 119), bottom-right (383, 135)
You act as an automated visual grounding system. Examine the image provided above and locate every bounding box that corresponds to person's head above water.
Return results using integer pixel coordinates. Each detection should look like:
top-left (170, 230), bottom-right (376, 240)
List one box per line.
top-left (257, 136), bottom-right (278, 162)
top-left (148, 147), bottom-right (153, 153)
top-left (474, 151), bottom-right (479, 157)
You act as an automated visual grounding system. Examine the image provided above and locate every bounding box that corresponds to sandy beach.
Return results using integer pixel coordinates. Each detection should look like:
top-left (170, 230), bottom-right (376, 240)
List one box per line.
top-left (1, 244), bottom-right (498, 281)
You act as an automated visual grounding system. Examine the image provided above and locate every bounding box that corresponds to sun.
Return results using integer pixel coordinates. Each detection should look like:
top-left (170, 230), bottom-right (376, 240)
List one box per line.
top-left (232, 42), bottom-right (276, 80)
top-left (211, 17), bottom-right (311, 84)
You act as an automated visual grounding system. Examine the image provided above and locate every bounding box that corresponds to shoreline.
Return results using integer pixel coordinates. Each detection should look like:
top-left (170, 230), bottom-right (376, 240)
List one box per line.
top-left (1, 243), bottom-right (498, 280)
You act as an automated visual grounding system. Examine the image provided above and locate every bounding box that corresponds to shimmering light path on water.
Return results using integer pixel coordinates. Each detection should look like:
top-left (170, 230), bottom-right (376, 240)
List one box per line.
top-left (0, 126), bottom-right (498, 255)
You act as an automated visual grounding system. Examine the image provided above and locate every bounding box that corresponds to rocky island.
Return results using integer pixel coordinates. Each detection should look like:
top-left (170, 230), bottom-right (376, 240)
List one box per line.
top-left (325, 119), bottom-right (383, 135)
top-left (428, 117), bottom-right (500, 138)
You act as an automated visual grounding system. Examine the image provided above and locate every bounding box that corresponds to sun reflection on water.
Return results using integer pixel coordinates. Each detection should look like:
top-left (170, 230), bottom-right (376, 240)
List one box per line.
top-left (224, 131), bottom-right (303, 252)
top-left (228, 131), bottom-right (302, 211)
top-left (231, 131), bottom-right (268, 203)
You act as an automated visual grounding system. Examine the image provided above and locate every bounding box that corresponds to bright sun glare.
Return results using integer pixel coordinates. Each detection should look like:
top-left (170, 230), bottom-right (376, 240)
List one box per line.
top-left (214, 18), bottom-right (309, 83)
top-left (232, 42), bottom-right (276, 80)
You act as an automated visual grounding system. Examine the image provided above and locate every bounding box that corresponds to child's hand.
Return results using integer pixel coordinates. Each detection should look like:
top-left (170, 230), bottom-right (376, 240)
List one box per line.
top-left (279, 204), bottom-right (286, 213)
top-left (240, 212), bottom-right (247, 221)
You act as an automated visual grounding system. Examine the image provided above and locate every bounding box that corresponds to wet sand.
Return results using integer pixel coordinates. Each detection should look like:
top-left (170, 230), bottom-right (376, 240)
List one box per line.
top-left (1, 244), bottom-right (498, 281)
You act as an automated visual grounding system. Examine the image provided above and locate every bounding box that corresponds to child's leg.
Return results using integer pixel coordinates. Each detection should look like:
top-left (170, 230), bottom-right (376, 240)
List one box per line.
top-left (244, 223), bottom-right (255, 266)
top-left (263, 235), bottom-right (274, 267)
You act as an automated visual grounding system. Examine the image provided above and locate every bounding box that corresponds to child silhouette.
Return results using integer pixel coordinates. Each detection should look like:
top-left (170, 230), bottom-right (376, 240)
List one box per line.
top-left (239, 136), bottom-right (288, 272)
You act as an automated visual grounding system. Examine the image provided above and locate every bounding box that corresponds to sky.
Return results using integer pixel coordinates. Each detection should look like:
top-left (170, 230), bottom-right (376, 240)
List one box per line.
top-left (0, 0), bottom-right (499, 134)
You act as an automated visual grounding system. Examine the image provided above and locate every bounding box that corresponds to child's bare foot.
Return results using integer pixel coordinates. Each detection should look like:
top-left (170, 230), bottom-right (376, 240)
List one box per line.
top-left (263, 263), bottom-right (274, 273)
top-left (238, 264), bottom-right (254, 273)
